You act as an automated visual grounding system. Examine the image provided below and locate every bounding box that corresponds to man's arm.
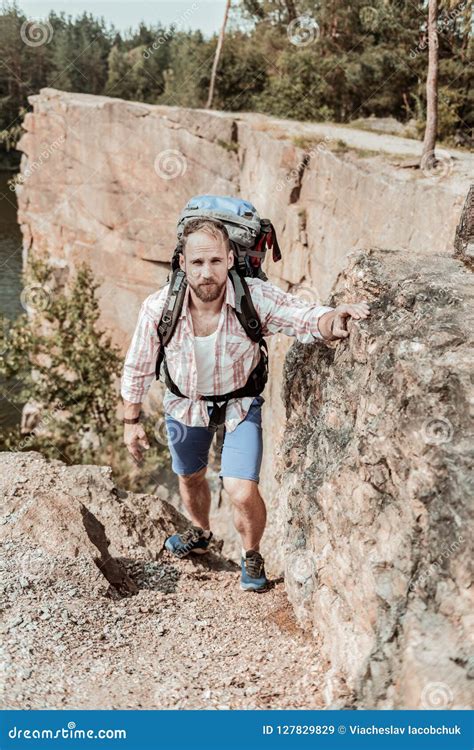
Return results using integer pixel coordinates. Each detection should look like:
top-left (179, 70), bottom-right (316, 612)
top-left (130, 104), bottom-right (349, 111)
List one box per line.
top-left (249, 279), bottom-right (370, 342)
top-left (121, 285), bottom-right (169, 462)
top-left (249, 279), bottom-right (334, 343)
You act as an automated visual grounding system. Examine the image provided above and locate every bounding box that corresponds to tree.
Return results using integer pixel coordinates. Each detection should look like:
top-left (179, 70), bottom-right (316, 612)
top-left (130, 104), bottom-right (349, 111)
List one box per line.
top-left (0, 258), bottom-right (122, 463)
top-left (206, 0), bottom-right (231, 109)
top-left (421, 0), bottom-right (439, 169)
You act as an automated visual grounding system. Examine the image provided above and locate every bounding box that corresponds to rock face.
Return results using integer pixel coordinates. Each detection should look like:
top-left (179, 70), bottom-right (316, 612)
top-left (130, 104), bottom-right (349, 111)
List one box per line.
top-left (14, 88), bottom-right (473, 571)
top-left (455, 184), bottom-right (474, 269)
top-left (279, 247), bottom-right (473, 709)
top-left (0, 451), bottom-right (188, 598)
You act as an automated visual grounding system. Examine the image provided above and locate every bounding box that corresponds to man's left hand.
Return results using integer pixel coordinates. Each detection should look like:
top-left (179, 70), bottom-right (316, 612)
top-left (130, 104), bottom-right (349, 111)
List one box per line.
top-left (318, 301), bottom-right (371, 340)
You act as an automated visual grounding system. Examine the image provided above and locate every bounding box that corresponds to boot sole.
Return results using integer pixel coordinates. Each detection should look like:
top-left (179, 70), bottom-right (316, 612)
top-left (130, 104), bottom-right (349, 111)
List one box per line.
top-left (240, 581), bottom-right (269, 592)
top-left (164, 540), bottom-right (210, 558)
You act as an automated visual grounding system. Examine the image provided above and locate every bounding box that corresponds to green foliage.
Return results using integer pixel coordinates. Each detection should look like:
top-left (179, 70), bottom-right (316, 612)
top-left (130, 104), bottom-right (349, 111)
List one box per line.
top-left (0, 0), bottom-right (471, 152)
top-left (0, 255), bottom-right (169, 487)
top-left (0, 258), bottom-right (122, 460)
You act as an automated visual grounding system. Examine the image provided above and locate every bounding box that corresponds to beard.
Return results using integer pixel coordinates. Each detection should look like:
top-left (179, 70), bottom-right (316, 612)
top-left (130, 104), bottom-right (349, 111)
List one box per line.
top-left (187, 277), bottom-right (226, 302)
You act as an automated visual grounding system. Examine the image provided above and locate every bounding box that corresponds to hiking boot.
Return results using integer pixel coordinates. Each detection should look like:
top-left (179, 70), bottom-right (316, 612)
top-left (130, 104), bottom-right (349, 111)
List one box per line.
top-left (165, 526), bottom-right (212, 559)
top-left (240, 550), bottom-right (268, 592)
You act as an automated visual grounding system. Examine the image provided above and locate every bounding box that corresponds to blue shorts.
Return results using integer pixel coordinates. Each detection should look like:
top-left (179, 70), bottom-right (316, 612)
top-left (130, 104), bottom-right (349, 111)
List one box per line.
top-left (164, 396), bottom-right (264, 483)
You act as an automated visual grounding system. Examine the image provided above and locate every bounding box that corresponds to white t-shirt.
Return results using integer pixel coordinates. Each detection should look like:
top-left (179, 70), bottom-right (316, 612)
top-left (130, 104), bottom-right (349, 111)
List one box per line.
top-left (194, 329), bottom-right (217, 395)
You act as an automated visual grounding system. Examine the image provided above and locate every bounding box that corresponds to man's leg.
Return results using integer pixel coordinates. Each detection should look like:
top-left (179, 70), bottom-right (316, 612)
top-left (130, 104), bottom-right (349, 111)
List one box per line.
top-left (177, 465), bottom-right (211, 531)
top-left (222, 476), bottom-right (266, 552)
top-left (219, 398), bottom-right (268, 589)
top-left (164, 413), bottom-right (215, 557)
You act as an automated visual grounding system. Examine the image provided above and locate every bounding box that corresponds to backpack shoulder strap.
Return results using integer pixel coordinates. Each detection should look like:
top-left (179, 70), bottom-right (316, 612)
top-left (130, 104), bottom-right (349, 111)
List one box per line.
top-left (228, 268), bottom-right (264, 344)
top-left (155, 269), bottom-right (187, 380)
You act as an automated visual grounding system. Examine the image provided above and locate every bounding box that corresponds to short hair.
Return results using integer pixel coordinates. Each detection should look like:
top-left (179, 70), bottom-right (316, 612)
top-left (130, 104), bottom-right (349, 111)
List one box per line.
top-left (179, 218), bottom-right (230, 256)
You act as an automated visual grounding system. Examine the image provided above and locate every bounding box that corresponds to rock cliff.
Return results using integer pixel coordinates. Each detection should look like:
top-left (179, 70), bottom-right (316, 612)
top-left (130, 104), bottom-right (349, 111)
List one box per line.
top-left (280, 247), bottom-right (473, 709)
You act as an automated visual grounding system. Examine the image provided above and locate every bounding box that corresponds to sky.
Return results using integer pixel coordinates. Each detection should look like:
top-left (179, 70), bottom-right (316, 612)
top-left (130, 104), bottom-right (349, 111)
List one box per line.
top-left (16, 1), bottom-right (232, 37)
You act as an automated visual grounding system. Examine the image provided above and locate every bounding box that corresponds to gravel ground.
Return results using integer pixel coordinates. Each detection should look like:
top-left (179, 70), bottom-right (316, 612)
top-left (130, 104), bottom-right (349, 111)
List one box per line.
top-left (1, 538), bottom-right (329, 710)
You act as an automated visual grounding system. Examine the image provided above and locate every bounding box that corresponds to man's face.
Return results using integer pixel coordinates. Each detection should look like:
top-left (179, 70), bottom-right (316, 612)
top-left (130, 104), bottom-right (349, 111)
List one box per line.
top-left (179, 230), bottom-right (233, 302)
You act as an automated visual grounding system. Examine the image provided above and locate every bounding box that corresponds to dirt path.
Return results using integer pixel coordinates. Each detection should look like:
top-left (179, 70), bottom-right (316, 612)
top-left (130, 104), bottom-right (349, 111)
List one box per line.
top-left (0, 451), bottom-right (330, 711)
top-left (236, 110), bottom-right (474, 171)
top-left (2, 543), bottom-right (328, 710)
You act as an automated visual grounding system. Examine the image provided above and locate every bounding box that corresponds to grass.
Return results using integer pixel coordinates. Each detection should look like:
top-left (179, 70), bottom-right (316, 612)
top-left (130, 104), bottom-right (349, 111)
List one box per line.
top-left (217, 138), bottom-right (239, 153)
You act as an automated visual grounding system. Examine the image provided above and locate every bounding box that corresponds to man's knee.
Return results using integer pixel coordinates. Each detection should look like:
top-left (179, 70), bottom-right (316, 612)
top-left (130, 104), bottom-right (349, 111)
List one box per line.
top-left (178, 465), bottom-right (207, 488)
top-left (224, 477), bottom-right (260, 508)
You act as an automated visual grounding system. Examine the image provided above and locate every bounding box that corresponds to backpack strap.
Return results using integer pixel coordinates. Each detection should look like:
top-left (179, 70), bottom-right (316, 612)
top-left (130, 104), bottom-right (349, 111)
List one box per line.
top-left (228, 268), bottom-right (264, 343)
top-left (155, 268), bottom-right (187, 380)
top-left (260, 219), bottom-right (282, 263)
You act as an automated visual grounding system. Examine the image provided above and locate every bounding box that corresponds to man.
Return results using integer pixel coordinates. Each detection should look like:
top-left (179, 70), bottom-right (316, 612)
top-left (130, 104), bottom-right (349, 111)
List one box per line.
top-left (121, 218), bottom-right (370, 591)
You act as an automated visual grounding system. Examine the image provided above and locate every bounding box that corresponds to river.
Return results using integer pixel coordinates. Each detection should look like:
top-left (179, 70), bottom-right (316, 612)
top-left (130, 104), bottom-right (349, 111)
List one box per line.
top-left (0, 169), bottom-right (23, 431)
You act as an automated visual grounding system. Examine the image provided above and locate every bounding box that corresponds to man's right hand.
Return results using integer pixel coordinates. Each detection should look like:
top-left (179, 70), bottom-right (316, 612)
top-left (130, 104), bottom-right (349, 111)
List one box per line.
top-left (124, 423), bottom-right (150, 464)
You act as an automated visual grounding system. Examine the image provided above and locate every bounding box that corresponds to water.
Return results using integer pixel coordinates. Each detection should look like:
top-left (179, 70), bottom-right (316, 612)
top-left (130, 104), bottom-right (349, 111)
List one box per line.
top-left (0, 170), bottom-right (24, 431)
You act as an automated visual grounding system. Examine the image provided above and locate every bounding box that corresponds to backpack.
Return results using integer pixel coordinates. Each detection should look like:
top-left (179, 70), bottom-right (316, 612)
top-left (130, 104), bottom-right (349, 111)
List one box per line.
top-left (155, 194), bottom-right (282, 432)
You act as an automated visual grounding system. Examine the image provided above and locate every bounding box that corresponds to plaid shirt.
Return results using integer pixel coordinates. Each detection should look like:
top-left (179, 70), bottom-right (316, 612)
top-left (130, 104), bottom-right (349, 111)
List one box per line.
top-left (121, 276), bottom-right (334, 432)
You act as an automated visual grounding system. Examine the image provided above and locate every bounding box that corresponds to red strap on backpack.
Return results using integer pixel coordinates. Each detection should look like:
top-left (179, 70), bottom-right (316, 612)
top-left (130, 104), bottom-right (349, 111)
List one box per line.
top-left (266, 226), bottom-right (282, 263)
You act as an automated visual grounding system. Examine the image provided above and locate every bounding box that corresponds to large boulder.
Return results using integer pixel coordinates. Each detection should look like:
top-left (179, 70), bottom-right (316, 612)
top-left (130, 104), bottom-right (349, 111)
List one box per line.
top-left (0, 451), bottom-right (189, 597)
